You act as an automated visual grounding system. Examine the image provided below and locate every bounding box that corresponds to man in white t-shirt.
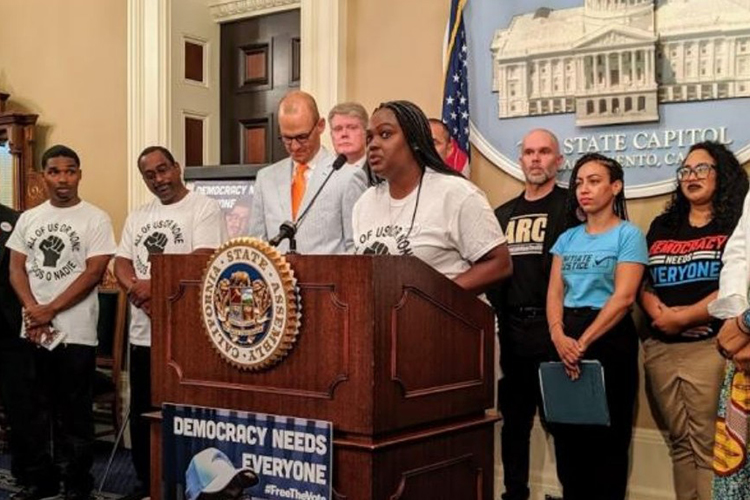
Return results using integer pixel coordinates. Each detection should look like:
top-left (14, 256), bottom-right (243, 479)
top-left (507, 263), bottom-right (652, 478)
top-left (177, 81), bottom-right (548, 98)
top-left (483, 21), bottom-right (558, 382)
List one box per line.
top-left (7, 145), bottom-right (116, 500)
top-left (114, 146), bottom-right (226, 499)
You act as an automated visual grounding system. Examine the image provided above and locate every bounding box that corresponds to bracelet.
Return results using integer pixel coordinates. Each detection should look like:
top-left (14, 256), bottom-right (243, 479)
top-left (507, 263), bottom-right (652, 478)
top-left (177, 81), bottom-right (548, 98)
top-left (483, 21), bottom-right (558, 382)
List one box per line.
top-left (735, 316), bottom-right (750, 336)
top-left (717, 339), bottom-right (733, 360)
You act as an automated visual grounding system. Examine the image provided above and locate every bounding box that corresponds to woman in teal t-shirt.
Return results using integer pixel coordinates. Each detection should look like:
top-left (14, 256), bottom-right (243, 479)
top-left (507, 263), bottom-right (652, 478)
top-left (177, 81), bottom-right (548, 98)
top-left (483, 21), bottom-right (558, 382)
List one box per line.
top-left (546, 153), bottom-right (648, 500)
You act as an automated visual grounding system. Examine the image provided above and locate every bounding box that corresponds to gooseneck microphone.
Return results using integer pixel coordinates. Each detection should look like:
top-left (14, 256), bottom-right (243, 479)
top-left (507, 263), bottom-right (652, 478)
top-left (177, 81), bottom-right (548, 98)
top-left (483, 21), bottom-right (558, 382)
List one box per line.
top-left (268, 153), bottom-right (347, 254)
top-left (268, 221), bottom-right (296, 247)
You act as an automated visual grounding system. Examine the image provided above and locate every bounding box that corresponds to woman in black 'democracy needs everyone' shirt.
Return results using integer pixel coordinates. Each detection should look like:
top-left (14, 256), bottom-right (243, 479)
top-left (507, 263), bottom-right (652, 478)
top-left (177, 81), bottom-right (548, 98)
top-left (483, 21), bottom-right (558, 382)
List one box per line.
top-left (640, 141), bottom-right (748, 500)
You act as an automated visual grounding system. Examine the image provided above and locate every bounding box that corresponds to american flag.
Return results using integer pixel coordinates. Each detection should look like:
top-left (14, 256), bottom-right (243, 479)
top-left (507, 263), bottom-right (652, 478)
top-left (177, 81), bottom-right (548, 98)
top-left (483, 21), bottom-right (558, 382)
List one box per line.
top-left (441, 0), bottom-right (470, 176)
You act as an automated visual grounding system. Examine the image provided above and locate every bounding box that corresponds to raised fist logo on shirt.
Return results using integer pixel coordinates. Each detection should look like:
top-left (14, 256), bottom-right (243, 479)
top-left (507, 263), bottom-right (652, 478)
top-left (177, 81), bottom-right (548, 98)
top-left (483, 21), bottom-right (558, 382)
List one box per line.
top-left (144, 232), bottom-right (168, 254)
top-left (363, 241), bottom-right (390, 255)
top-left (40, 235), bottom-right (65, 268)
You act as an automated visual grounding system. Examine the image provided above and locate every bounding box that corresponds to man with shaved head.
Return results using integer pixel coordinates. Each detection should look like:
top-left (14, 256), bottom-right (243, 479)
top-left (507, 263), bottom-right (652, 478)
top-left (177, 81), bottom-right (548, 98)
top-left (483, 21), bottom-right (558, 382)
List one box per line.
top-left (487, 129), bottom-right (567, 500)
top-left (248, 90), bottom-right (367, 253)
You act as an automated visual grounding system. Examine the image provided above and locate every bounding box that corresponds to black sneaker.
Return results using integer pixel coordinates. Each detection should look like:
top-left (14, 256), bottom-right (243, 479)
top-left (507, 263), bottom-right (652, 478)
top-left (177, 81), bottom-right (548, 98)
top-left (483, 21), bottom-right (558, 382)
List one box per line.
top-left (10, 484), bottom-right (60, 500)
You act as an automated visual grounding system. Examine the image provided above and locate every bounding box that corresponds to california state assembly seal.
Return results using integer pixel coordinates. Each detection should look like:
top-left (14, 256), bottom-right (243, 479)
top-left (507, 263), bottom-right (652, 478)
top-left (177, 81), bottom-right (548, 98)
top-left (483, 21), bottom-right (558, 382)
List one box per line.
top-left (200, 237), bottom-right (301, 370)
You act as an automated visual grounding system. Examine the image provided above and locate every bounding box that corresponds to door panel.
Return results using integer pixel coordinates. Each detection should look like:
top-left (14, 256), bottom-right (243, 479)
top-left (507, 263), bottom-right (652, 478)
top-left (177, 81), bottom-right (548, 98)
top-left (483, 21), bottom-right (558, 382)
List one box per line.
top-left (221, 10), bottom-right (301, 165)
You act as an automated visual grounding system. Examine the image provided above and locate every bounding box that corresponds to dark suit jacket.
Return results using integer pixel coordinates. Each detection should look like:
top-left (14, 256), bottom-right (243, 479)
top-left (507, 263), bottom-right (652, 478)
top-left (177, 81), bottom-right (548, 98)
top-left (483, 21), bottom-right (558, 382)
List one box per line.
top-left (0, 204), bottom-right (22, 340)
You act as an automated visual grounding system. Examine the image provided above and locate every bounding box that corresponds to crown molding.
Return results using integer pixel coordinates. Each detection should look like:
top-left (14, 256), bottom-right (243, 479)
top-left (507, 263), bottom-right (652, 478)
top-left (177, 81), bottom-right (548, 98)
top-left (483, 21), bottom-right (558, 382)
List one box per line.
top-left (209, 0), bottom-right (300, 23)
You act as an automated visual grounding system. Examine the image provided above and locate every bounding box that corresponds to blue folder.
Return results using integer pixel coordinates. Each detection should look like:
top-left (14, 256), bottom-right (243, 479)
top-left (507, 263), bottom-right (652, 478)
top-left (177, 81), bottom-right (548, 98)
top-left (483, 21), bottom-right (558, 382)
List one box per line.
top-left (538, 360), bottom-right (610, 426)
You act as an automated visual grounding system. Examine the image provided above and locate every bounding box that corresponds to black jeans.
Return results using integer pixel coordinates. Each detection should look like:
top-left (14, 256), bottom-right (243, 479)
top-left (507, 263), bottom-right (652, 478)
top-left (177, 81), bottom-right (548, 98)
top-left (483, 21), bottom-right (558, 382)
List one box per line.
top-left (0, 337), bottom-right (43, 485)
top-left (130, 344), bottom-right (152, 489)
top-left (498, 313), bottom-right (556, 500)
top-left (548, 308), bottom-right (638, 500)
top-left (35, 343), bottom-right (96, 494)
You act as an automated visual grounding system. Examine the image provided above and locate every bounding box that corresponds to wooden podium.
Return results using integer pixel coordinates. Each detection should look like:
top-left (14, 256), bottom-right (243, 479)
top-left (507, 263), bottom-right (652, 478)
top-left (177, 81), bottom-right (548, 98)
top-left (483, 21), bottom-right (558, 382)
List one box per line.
top-left (149, 254), bottom-right (499, 499)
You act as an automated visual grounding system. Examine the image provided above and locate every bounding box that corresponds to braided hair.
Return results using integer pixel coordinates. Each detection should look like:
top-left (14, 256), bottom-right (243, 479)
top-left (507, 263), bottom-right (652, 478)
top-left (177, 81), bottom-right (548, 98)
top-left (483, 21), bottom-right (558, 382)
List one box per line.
top-left (565, 152), bottom-right (629, 227)
top-left (365, 100), bottom-right (463, 186)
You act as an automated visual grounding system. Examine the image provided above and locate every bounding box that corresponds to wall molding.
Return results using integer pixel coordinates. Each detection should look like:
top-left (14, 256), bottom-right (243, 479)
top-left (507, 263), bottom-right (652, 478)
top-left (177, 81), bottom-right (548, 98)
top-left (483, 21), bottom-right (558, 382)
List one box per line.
top-left (182, 109), bottom-right (210, 166)
top-left (209, 0), bottom-right (299, 23)
top-left (299, 0), bottom-right (345, 136)
top-left (127, 0), bottom-right (172, 209)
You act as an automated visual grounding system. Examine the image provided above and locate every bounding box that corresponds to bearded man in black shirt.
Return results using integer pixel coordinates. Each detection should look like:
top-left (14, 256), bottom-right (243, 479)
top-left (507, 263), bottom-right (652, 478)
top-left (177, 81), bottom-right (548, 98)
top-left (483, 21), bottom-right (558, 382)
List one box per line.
top-left (488, 129), bottom-right (567, 500)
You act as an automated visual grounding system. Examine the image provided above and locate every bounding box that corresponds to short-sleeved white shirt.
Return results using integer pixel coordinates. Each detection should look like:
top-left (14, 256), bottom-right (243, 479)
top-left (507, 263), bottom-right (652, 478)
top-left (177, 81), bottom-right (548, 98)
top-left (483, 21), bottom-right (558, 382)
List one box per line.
top-left (117, 191), bottom-right (226, 346)
top-left (352, 170), bottom-right (506, 279)
top-left (5, 200), bottom-right (116, 346)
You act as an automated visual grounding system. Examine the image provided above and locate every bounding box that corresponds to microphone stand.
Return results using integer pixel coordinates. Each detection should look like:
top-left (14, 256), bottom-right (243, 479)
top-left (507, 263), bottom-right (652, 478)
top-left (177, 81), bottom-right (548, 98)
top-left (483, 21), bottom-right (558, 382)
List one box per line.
top-left (268, 154), bottom-right (347, 254)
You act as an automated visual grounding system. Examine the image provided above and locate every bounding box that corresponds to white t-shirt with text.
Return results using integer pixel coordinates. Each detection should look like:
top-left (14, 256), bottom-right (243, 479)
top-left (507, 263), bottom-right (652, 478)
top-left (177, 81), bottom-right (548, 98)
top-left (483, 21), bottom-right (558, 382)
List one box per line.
top-left (352, 170), bottom-right (506, 279)
top-left (117, 191), bottom-right (226, 346)
top-left (5, 200), bottom-right (116, 346)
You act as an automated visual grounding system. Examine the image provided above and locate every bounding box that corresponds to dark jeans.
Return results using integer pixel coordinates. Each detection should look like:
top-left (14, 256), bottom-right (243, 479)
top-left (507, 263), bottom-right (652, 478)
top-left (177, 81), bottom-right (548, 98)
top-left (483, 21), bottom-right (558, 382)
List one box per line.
top-left (0, 337), bottom-right (42, 485)
top-left (548, 308), bottom-right (638, 500)
top-left (130, 344), bottom-right (152, 489)
top-left (34, 343), bottom-right (96, 494)
top-left (498, 313), bottom-right (556, 500)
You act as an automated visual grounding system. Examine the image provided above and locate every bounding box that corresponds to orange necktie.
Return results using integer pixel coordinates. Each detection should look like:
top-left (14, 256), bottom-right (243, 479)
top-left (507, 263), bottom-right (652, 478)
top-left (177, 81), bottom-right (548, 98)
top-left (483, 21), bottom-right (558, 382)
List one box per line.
top-left (291, 163), bottom-right (309, 220)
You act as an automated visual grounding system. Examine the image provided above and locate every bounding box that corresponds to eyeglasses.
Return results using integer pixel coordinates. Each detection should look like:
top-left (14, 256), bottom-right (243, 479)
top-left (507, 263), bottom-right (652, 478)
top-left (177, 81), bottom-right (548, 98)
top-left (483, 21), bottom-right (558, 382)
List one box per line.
top-left (279, 123), bottom-right (318, 146)
top-left (676, 163), bottom-right (715, 181)
top-left (141, 164), bottom-right (176, 183)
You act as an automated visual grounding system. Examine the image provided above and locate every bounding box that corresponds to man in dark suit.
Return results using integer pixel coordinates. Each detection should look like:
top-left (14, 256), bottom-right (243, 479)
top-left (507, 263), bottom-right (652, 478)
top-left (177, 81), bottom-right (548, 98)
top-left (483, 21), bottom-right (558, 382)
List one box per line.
top-left (0, 203), bottom-right (38, 490)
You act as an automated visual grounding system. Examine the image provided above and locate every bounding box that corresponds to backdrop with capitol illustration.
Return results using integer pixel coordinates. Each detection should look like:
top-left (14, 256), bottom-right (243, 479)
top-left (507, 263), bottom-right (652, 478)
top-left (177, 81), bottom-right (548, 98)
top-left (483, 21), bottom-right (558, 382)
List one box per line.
top-left (465, 0), bottom-right (750, 197)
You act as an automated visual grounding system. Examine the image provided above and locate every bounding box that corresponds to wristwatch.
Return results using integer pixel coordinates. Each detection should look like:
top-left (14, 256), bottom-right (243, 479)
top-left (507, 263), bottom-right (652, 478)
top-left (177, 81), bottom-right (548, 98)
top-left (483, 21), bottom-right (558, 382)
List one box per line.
top-left (740, 308), bottom-right (750, 334)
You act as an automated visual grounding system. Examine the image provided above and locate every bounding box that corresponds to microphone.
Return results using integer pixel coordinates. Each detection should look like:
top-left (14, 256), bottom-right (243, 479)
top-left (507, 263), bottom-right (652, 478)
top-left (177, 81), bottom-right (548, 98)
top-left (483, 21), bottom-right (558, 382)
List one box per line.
top-left (268, 154), bottom-right (348, 253)
top-left (331, 153), bottom-right (348, 171)
top-left (268, 220), bottom-right (296, 247)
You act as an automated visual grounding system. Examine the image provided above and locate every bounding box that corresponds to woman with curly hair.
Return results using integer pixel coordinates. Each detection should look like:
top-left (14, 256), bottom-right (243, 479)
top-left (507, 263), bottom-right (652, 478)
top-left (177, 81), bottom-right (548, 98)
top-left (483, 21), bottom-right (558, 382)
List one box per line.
top-left (352, 100), bottom-right (512, 292)
top-left (640, 141), bottom-right (748, 500)
top-left (546, 153), bottom-right (648, 499)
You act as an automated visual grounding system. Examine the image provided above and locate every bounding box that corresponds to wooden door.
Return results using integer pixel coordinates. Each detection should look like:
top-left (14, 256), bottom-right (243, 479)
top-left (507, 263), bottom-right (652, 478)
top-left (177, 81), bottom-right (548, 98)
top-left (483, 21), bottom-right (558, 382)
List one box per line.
top-left (220, 10), bottom-right (300, 165)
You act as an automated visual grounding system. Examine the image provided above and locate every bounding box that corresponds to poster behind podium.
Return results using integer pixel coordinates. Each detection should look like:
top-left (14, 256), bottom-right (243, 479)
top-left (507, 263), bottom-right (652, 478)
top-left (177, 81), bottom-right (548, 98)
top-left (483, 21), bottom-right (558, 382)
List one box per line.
top-left (187, 179), bottom-right (255, 239)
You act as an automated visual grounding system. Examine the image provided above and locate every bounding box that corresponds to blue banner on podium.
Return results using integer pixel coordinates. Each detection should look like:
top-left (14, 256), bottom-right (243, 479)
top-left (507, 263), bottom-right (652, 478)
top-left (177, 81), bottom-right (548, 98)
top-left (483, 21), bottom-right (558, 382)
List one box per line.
top-left (162, 404), bottom-right (333, 500)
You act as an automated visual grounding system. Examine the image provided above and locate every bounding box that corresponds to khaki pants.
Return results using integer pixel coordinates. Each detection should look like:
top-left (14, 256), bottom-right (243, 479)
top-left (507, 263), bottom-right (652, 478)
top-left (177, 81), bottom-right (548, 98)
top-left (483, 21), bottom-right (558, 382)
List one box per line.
top-left (643, 337), bottom-right (725, 500)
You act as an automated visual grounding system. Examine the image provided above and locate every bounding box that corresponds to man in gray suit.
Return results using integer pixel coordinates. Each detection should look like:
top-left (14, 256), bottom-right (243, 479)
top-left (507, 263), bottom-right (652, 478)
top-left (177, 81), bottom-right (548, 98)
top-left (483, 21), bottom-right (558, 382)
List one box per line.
top-left (249, 91), bottom-right (367, 254)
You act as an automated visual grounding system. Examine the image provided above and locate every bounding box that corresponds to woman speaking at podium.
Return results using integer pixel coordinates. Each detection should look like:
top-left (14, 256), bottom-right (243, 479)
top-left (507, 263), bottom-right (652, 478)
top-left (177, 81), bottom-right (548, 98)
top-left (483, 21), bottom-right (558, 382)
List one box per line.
top-left (545, 153), bottom-right (648, 500)
top-left (351, 100), bottom-right (511, 293)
